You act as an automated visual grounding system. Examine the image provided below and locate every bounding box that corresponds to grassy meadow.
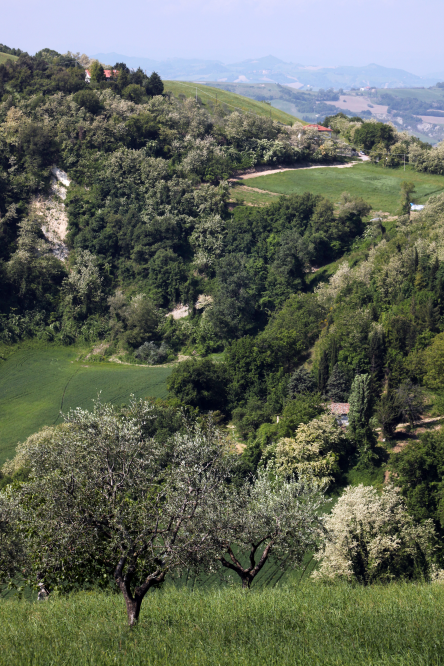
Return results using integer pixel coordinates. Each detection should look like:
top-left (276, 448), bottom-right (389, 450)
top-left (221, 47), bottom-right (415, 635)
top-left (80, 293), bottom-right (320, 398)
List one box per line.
top-left (244, 163), bottom-right (444, 214)
top-left (164, 81), bottom-right (302, 125)
top-left (1, 583), bottom-right (444, 665)
top-left (0, 52), bottom-right (18, 66)
top-left (0, 343), bottom-right (172, 464)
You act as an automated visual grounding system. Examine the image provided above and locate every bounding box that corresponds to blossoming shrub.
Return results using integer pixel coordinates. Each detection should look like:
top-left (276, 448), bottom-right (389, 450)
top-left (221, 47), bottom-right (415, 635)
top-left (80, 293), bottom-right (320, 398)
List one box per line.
top-left (314, 484), bottom-right (435, 584)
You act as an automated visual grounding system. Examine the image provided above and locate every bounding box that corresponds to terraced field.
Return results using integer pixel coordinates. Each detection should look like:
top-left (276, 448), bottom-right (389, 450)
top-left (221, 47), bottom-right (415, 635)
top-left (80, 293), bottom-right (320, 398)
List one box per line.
top-left (0, 344), bottom-right (172, 464)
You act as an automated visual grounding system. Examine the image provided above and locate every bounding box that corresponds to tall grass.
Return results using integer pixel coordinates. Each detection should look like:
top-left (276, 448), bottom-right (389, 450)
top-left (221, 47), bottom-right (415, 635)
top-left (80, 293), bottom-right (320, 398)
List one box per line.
top-left (1, 583), bottom-right (444, 665)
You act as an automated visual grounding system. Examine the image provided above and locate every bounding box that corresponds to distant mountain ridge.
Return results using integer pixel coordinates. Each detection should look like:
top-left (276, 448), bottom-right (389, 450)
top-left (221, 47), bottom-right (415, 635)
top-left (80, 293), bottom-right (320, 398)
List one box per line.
top-left (92, 53), bottom-right (440, 89)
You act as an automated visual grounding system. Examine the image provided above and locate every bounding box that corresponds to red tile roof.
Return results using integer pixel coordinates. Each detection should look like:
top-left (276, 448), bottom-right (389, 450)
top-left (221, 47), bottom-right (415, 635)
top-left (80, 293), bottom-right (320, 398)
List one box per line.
top-left (306, 124), bottom-right (332, 132)
top-left (85, 69), bottom-right (118, 79)
top-left (330, 403), bottom-right (350, 415)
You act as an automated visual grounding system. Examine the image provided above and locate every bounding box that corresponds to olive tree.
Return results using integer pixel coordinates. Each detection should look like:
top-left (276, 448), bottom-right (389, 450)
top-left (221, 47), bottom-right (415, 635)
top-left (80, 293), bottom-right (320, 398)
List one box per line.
top-left (204, 470), bottom-right (327, 588)
top-left (0, 492), bottom-right (24, 590)
top-left (14, 400), bottom-right (235, 626)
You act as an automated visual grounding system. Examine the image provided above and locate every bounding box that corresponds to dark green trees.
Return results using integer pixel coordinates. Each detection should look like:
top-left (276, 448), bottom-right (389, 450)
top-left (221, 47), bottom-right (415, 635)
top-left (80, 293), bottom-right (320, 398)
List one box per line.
top-left (167, 359), bottom-right (228, 412)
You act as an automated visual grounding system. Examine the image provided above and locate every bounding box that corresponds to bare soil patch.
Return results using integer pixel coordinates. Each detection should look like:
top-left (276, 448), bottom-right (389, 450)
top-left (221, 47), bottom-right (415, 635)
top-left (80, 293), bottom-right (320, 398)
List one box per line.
top-left (233, 161), bottom-right (360, 181)
top-left (324, 95), bottom-right (388, 115)
top-left (419, 116), bottom-right (444, 125)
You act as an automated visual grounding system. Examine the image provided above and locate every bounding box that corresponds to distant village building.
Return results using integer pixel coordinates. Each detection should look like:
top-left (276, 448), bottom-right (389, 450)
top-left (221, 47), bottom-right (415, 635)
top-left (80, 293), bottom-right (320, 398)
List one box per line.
top-left (410, 204), bottom-right (425, 211)
top-left (85, 69), bottom-right (118, 83)
top-left (329, 403), bottom-right (350, 427)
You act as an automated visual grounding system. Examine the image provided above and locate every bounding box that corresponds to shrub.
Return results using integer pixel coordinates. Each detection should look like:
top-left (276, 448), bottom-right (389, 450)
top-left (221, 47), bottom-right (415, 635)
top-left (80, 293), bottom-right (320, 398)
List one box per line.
top-left (314, 484), bottom-right (435, 584)
top-left (134, 341), bottom-right (170, 364)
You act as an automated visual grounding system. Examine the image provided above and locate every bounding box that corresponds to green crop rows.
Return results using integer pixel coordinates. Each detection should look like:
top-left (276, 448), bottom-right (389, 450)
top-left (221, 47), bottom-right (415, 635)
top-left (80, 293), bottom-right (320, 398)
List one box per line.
top-left (0, 344), bottom-right (172, 464)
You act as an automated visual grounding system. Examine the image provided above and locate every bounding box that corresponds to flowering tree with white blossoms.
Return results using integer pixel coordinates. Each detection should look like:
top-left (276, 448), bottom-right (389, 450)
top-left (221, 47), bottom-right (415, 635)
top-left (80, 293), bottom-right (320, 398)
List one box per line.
top-left (275, 413), bottom-right (348, 485)
top-left (314, 484), bottom-right (435, 584)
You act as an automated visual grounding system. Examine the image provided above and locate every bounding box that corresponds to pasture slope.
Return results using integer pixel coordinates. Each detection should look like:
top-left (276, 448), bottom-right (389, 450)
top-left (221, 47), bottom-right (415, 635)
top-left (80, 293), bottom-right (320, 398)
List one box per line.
top-left (0, 343), bottom-right (172, 465)
top-left (244, 163), bottom-right (444, 214)
top-left (0, 52), bottom-right (18, 66)
top-left (164, 81), bottom-right (303, 125)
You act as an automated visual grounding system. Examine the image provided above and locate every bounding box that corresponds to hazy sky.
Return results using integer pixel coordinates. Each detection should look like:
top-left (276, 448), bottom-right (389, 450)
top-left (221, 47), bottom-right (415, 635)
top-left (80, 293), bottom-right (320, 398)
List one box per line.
top-left (2, 0), bottom-right (443, 74)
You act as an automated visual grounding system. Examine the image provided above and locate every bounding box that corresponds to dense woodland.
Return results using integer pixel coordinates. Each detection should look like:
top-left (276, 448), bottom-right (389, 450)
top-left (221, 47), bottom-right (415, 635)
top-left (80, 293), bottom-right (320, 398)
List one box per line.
top-left (4, 46), bottom-right (444, 613)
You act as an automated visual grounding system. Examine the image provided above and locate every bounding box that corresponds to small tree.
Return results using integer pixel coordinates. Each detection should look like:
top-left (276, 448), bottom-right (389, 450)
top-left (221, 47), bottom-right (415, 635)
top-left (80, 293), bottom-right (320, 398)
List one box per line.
top-left (146, 72), bottom-right (164, 96)
top-left (399, 181), bottom-right (416, 216)
top-left (396, 380), bottom-right (424, 427)
top-left (348, 374), bottom-right (376, 461)
top-left (314, 484), bottom-right (435, 584)
top-left (89, 60), bottom-right (105, 83)
top-left (205, 469), bottom-right (327, 589)
top-left (375, 391), bottom-right (400, 438)
top-left (14, 401), bottom-right (235, 626)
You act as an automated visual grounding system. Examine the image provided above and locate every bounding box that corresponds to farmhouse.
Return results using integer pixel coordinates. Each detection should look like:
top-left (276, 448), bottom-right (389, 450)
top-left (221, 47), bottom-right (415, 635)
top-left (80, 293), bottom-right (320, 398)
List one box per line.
top-left (329, 403), bottom-right (350, 426)
top-left (85, 69), bottom-right (118, 83)
top-left (305, 124), bottom-right (332, 138)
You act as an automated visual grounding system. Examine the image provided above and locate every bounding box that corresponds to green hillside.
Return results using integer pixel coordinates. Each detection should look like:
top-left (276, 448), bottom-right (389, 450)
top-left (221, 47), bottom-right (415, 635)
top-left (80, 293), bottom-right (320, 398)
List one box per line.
top-left (0, 51), bottom-right (18, 65)
top-left (0, 344), bottom-right (172, 464)
top-left (164, 81), bottom-right (304, 125)
top-left (243, 163), bottom-right (444, 214)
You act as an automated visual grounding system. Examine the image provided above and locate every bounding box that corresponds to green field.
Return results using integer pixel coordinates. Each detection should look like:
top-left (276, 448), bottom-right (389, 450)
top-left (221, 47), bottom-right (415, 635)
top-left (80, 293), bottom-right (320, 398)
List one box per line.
top-left (0, 344), bottom-right (172, 464)
top-left (0, 51), bottom-right (18, 66)
top-left (1, 583), bottom-right (444, 665)
top-left (244, 163), bottom-right (444, 214)
top-left (374, 87), bottom-right (444, 103)
top-left (164, 81), bottom-right (303, 125)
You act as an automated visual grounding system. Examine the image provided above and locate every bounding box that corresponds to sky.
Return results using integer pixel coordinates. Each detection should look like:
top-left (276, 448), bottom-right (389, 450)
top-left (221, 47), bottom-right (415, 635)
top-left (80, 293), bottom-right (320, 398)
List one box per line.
top-left (2, 0), bottom-right (443, 75)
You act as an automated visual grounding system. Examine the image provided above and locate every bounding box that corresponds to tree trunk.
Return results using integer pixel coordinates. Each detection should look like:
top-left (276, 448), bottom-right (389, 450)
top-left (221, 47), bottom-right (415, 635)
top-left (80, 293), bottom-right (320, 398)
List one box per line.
top-left (124, 595), bottom-right (142, 627)
top-left (241, 576), bottom-right (252, 589)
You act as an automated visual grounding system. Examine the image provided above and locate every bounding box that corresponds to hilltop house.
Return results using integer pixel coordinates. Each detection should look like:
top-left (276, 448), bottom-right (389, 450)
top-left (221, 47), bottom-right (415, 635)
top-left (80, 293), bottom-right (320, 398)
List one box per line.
top-left (85, 69), bottom-right (119, 83)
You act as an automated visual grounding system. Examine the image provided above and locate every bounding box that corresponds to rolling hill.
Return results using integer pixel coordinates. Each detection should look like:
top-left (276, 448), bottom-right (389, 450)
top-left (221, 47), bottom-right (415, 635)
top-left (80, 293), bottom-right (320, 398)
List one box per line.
top-left (164, 81), bottom-right (304, 125)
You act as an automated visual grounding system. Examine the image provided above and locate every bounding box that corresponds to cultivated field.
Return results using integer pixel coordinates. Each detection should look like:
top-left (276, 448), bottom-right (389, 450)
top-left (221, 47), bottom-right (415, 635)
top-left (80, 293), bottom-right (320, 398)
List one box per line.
top-left (325, 95), bottom-right (388, 115)
top-left (1, 583), bottom-right (444, 665)
top-left (164, 81), bottom-right (302, 125)
top-left (0, 344), bottom-right (172, 465)
top-left (244, 163), bottom-right (444, 214)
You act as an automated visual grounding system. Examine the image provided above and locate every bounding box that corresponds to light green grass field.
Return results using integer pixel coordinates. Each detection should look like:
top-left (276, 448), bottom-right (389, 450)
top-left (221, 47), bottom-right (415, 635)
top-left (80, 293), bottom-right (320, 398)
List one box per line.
top-left (0, 343), bottom-right (172, 464)
top-left (1, 583), bottom-right (444, 665)
top-left (0, 52), bottom-right (18, 66)
top-left (164, 81), bottom-right (302, 125)
top-left (244, 163), bottom-right (444, 214)
top-left (229, 183), bottom-right (280, 206)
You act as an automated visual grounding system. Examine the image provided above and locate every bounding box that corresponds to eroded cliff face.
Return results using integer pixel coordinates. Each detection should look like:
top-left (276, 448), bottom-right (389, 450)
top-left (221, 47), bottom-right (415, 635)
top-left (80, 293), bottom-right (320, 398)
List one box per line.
top-left (30, 166), bottom-right (70, 260)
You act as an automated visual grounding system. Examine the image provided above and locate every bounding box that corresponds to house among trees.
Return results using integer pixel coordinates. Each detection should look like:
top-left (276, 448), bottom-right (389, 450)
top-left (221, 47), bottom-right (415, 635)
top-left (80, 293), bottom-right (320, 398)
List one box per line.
top-left (305, 124), bottom-right (332, 138)
top-left (329, 403), bottom-right (350, 427)
top-left (85, 69), bottom-right (118, 83)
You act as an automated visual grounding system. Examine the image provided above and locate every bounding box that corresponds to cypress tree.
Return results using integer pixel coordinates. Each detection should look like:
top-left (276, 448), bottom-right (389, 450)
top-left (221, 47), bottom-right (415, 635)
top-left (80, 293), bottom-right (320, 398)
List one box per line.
top-left (326, 364), bottom-right (349, 402)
